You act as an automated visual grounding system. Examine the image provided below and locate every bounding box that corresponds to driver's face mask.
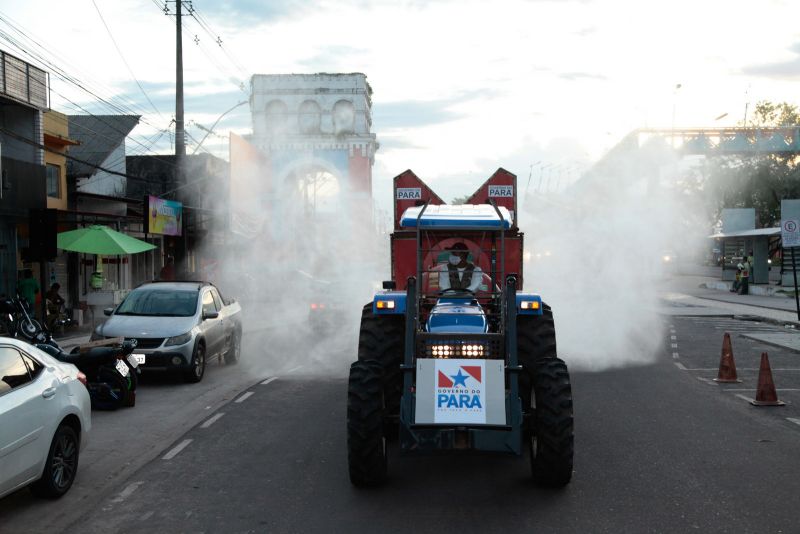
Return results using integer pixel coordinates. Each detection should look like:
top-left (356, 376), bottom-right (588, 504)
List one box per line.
top-left (448, 254), bottom-right (461, 265)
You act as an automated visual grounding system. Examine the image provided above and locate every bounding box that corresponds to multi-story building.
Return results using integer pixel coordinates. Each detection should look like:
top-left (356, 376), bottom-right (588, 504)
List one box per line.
top-left (42, 110), bottom-right (78, 312)
top-left (0, 50), bottom-right (49, 297)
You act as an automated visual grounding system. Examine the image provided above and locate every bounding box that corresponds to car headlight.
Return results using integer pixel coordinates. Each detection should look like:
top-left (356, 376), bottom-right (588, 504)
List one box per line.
top-left (164, 332), bottom-right (192, 346)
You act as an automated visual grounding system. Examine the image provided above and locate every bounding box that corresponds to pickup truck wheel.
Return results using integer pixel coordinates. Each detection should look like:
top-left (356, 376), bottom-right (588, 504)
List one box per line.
top-left (530, 357), bottom-right (573, 487)
top-left (30, 424), bottom-right (79, 498)
top-left (184, 342), bottom-right (206, 383)
top-left (357, 303), bottom-right (403, 435)
top-left (224, 332), bottom-right (241, 365)
top-left (347, 359), bottom-right (387, 487)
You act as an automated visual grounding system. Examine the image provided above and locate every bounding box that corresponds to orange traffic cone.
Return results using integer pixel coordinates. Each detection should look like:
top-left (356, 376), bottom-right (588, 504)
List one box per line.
top-left (750, 352), bottom-right (785, 406)
top-left (714, 332), bottom-right (742, 383)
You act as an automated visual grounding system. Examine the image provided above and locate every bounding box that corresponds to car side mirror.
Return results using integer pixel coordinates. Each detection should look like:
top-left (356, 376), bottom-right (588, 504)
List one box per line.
top-left (203, 310), bottom-right (219, 320)
top-left (103, 307), bottom-right (114, 316)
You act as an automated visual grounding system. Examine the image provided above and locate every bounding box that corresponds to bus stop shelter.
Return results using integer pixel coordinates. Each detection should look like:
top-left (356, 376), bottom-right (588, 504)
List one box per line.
top-left (709, 227), bottom-right (779, 284)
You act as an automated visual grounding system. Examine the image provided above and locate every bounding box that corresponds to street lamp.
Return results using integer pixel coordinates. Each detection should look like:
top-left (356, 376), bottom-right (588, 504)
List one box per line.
top-left (192, 100), bottom-right (248, 155)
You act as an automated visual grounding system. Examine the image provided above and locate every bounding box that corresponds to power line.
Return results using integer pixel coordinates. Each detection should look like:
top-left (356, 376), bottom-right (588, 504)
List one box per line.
top-left (90, 0), bottom-right (164, 120)
top-left (0, 56), bottom-right (174, 168)
top-left (0, 12), bottom-right (159, 124)
top-left (0, 126), bottom-right (161, 186)
top-left (190, 7), bottom-right (249, 79)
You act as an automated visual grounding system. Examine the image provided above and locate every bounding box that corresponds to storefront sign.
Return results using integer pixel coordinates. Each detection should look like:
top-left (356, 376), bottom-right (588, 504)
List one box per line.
top-left (146, 196), bottom-right (182, 236)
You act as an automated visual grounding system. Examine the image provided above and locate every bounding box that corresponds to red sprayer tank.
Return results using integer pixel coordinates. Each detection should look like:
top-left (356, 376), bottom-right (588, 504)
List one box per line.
top-left (389, 168), bottom-right (525, 290)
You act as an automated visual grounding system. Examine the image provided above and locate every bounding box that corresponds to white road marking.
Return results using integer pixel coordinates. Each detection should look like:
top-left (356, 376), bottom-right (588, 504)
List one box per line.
top-left (724, 388), bottom-right (800, 392)
top-left (162, 439), bottom-right (193, 460)
top-left (681, 368), bottom-right (800, 372)
top-left (261, 376), bottom-right (278, 385)
top-left (670, 335), bottom-right (677, 340)
top-left (697, 376), bottom-right (713, 384)
top-left (672, 352), bottom-right (680, 359)
top-left (235, 391), bottom-right (255, 403)
top-left (674, 362), bottom-right (687, 370)
top-left (671, 343), bottom-right (678, 348)
top-left (788, 418), bottom-right (800, 426)
top-left (735, 394), bottom-right (753, 403)
top-left (286, 365), bottom-right (304, 374)
top-left (200, 412), bottom-right (225, 428)
top-left (140, 511), bottom-right (155, 521)
top-left (111, 481), bottom-right (144, 503)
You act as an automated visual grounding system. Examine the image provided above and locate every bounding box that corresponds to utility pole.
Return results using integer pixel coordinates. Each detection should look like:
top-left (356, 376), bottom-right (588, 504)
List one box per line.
top-left (165, 0), bottom-right (189, 275)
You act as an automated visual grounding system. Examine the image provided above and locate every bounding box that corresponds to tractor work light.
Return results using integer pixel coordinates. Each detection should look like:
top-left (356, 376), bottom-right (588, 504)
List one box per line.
top-left (376, 300), bottom-right (396, 310)
top-left (430, 343), bottom-right (485, 358)
top-left (520, 300), bottom-right (540, 310)
top-left (431, 344), bottom-right (453, 357)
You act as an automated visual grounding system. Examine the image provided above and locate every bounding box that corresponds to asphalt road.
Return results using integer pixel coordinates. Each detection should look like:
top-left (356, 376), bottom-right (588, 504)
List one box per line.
top-left (0, 325), bottom-right (304, 533)
top-left (60, 314), bottom-right (800, 534)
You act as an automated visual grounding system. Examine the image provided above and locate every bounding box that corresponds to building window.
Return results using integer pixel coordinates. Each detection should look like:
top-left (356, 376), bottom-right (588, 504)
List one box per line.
top-left (46, 164), bottom-right (61, 198)
top-left (298, 100), bottom-right (321, 134)
top-left (333, 100), bottom-right (355, 135)
top-left (265, 99), bottom-right (288, 136)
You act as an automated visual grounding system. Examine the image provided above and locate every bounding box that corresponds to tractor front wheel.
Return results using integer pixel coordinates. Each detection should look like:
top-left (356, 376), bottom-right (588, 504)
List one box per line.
top-left (357, 303), bottom-right (403, 427)
top-left (347, 359), bottom-right (387, 487)
top-left (517, 302), bottom-right (557, 420)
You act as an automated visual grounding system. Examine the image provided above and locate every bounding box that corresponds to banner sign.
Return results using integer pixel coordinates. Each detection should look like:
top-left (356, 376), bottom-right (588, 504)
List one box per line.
top-left (433, 359), bottom-right (486, 424)
top-left (146, 195), bottom-right (182, 236)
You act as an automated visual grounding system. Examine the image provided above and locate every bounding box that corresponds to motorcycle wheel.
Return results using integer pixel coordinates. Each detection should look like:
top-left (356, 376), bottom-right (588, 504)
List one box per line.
top-left (92, 366), bottom-right (128, 411)
top-left (123, 363), bottom-right (137, 407)
top-left (19, 318), bottom-right (43, 341)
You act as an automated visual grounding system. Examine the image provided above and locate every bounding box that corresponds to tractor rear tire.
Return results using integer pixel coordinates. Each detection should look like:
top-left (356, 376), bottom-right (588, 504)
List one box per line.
top-left (517, 302), bottom-right (557, 411)
top-left (347, 359), bottom-right (387, 487)
top-left (530, 357), bottom-right (573, 487)
top-left (357, 303), bottom-right (404, 426)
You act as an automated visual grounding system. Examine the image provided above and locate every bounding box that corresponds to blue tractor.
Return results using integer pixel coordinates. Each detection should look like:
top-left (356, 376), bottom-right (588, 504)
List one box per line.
top-left (347, 199), bottom-right (573, 487)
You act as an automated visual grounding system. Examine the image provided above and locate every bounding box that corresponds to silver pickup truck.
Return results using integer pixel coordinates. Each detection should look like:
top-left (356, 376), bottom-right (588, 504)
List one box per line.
top-left (91, 281), bottom-right (243, 383)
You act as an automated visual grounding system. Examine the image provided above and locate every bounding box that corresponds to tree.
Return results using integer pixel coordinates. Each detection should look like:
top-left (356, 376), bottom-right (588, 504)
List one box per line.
top-left (705, 100), bottom-right (800, 227)
top-left (451, 195), bottom-right (470, 204)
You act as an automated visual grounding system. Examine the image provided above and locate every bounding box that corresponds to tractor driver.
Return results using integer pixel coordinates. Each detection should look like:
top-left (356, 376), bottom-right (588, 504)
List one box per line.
top-left (438, 242), bottom-right (483, 293)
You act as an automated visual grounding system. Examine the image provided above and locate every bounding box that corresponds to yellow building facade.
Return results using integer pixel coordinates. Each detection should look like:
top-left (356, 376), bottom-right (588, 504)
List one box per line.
top-left (43, 110), bottom-right (78, 211)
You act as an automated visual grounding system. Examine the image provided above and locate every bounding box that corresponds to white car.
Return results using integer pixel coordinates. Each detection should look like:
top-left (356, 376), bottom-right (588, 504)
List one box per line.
top-left (0, 338), bottom-right (91, 499)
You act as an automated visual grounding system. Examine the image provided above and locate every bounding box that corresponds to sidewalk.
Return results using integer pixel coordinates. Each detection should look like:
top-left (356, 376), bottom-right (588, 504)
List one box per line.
top-left (661, 272), bottom-right (800, 353)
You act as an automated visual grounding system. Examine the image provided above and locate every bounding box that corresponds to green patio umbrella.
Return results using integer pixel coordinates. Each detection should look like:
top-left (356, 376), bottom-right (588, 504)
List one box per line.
top-left (57, 225), bottom-right (156, 255)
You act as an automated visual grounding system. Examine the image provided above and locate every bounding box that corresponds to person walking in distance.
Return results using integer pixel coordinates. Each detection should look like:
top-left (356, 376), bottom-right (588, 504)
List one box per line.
top-left (739, 257), bottom-right (751, 295)
top-left (159, 256), bottom-right (176, 281)
top-left (731, 263), bottom-right (743, 293)
top-left (17, 269), bottom-right (40, 316)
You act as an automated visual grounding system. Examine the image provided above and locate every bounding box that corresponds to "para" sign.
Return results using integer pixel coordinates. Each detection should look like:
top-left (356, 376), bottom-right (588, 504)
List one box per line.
top-left (488, 185), bottom-right (513, 198)
top-left (396, 187), bottom-right (422, 200)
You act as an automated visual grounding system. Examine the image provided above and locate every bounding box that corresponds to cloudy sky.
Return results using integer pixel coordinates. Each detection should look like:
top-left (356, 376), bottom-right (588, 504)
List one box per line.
top-left (2, 0), bottom-right (799, 207)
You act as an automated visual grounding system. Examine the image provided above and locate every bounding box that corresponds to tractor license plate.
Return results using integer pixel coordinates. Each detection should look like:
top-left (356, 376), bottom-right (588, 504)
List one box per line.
top-left (414, 358), bottom-right (506, 425)
top-left (129, 353), bottom-right (146, 366)
top-left (115, 359), bottom-right (130, 377)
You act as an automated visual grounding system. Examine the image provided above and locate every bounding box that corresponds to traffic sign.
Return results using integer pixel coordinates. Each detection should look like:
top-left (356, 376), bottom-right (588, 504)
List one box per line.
top-left (781, 219), bottom-right (800, 248)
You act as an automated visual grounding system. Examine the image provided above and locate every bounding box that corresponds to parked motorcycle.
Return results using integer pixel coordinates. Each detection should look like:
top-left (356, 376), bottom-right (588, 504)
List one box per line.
top-left (37, 339), bottom-right (140, 410)
top-left (0, 293), bottom-right (138, 410)
top-left (0, 293), bottom-right (46, 343)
